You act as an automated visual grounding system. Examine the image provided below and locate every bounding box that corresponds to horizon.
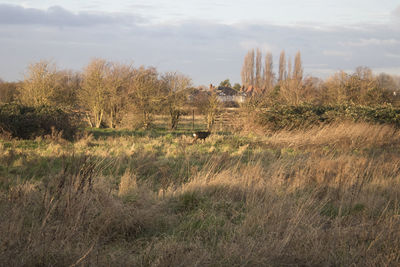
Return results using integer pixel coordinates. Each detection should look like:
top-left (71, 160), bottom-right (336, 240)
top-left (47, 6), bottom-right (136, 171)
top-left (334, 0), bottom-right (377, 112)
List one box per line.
top-left (0, 1), bottom-right (399, 86)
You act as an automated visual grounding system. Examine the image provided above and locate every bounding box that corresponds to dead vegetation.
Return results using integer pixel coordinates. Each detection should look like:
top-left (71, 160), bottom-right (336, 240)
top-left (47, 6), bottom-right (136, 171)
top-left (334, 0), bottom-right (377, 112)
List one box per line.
top-left (0, 122), bottom-right (399, 266)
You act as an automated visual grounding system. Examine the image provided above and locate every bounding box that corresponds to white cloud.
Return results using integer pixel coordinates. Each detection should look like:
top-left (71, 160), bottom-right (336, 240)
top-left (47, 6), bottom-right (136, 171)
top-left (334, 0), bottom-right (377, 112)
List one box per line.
top-left (0, 4), bottom-right (399, 84)
top-left (341, 38), bottom-right (400, 47)
top-left (393, 5), bottom-right (400, 18)
top-left (372, 67), bottom-right (400, 75)
top-left (385, 53), bottom-right (400, 59)
top-left (239, 41), bottom-right (276, 53)
top-left (0, 4), bottom-right (145, 27)
top-left (322, 50), bottom-right (351, 57)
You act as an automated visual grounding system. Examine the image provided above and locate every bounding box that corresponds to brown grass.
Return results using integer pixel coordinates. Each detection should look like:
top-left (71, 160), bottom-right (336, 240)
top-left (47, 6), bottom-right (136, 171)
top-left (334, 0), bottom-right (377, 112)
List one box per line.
top-left (0, 122), bottom-right (399, 266)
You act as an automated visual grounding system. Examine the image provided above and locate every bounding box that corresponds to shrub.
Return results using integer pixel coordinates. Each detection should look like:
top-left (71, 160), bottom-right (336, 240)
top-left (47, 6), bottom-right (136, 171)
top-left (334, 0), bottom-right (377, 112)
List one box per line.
top-left (256, 103), bottom-right (400, 130)
top-left (0, 103), bottom-right (80, 140)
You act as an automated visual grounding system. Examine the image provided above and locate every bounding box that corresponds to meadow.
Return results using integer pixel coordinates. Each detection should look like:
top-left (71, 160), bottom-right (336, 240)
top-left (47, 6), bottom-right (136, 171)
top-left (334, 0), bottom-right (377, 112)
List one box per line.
top-left (0, 115), bottom-right (399, 266)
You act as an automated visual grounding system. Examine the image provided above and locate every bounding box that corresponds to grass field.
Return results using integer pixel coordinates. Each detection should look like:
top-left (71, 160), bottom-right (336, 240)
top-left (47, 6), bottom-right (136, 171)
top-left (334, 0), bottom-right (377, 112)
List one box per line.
top-left (0, 115), bottom-right (399, 266)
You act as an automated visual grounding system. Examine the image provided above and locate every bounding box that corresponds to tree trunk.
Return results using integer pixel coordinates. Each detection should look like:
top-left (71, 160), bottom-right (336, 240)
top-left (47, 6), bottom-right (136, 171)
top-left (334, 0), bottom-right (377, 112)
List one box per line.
top-left (170, 109), bottom-right (180, 130)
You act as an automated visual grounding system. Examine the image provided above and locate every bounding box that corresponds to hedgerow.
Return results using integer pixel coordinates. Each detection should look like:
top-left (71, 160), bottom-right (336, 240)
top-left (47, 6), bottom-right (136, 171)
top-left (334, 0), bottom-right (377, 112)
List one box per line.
top-left (256, 103), bottom-right (400, 130)
top-left (0, 103), bottom-right (80, 140)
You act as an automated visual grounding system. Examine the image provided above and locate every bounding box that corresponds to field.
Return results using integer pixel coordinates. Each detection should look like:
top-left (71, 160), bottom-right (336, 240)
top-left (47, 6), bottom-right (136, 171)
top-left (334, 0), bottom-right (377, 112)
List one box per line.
top-left (1, 114), bottom-right (400, 266)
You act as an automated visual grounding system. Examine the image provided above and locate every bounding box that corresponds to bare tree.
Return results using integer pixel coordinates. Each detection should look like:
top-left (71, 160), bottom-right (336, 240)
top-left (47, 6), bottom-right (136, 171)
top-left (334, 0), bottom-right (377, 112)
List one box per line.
top-left (0, 82), bottom-right (18, 103)
top-left (105, 63), bottom-right (134, 128)
top-left (293, 51), bottom-right (303, 83)
top-left (162, 72), bottom-right (192, 130)
top-left (322, 67), bottom-right (390, 105)
top-left (54, 70), bottom-right (81, 108)
top-left (129, 66), bottom-right (164, 129)
top-left (263, 52), bottom-right (274, 92)
top-left (278, 50), bottom-right (286, 82)
top-left (19, 60), bottom-right (58, 107)
top-left (79, 59), bottom-right (109, 128)
top-left (241, 49), bottom-right (255, 88)
top-left (193, 90), bottom-right (220, 131)
top-left (377, 73), bottom-right (398, 92)
top-left (255, 48), bottom-right (263, 89)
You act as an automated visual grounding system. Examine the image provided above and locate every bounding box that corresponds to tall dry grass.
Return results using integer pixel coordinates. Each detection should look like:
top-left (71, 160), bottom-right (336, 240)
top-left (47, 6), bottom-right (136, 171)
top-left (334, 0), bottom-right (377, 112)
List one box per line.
top-left (0, 122), bottom-right (399, 266)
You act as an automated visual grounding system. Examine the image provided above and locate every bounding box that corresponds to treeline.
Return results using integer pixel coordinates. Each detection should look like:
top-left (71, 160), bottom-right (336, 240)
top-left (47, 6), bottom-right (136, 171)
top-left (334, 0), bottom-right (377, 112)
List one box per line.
top-left (241, 49), bottom-right (400, 106)
top-left (0, 59), bottom-right (216, 132)
top-left (240, 49), bottom-right (400, 130)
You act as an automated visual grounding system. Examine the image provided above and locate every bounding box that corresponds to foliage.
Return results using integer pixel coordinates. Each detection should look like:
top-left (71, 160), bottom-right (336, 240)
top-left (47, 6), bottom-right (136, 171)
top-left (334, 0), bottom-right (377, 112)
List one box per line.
top-left (104, 63), bottom-right (134, 128)
top-left (256, 103), bottom-right (400, 130)
top-left (320, 68), bottom-right (393, 105)
top-left (219, 79), bottom-right (232, 88)
top-left (162, 72), bottom-right (192, 130)
top-left (129, 67), bottom-right (164, 129)
top-left (79, 59), bottom-right (110, 128)
top-left (0, 103), bottom-right (80, 140)
top-left (52, 70), bottom-right (81, 108)
top-left (0, 81), bottom-right (18, 103)
top-left (232, 83), bottom-right (241, 91)
top-left (192, 90), bottom-right (220, 130)
top-left (18, 61), bottom-right (58, 107)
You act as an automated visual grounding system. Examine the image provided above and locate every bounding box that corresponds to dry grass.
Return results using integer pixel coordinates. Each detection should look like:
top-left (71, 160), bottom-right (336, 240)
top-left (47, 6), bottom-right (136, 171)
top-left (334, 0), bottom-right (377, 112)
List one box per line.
top-left (0, 122), bottom-right (399, 266)
top-left (267, 122), bottom-right (400, 150)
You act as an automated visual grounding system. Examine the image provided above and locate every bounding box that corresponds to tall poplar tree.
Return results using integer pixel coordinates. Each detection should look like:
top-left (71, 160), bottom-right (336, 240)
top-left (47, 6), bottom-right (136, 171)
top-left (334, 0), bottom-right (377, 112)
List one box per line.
top-left (278, 50), bottom-right (286, 82)
top-left (263, 52), bottom-right (274, 91)
top-left (241, 49), bottom-right (255, 88)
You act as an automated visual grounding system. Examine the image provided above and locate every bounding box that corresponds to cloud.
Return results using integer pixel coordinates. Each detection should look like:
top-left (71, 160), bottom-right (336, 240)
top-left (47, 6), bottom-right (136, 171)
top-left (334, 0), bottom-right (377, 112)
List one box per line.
top-left (0, 4), bottom-right (145, 27)
top-left (385, 53), bottom-right (400, 59)
top-left (393, 5), bottom-right (400, 17)
top-left (0, 4), bottom-right (399, 84)
top-left (340, 38), bottom-right (400, 47)
top-left (322, 50), bottom-right (352, 57)
top-left (240, 40), bottom-right (276, 53)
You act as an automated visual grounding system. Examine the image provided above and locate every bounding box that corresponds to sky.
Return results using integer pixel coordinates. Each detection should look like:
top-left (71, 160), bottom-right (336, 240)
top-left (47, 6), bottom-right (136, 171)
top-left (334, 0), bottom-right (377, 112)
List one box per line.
top-left (0, 0), bottom-right (399, 85)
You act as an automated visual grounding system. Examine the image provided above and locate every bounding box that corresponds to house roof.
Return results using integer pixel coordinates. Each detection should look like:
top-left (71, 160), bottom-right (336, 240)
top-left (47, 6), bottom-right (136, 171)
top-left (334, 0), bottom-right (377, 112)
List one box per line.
top-left (216, 86), bottom-right (239, 96)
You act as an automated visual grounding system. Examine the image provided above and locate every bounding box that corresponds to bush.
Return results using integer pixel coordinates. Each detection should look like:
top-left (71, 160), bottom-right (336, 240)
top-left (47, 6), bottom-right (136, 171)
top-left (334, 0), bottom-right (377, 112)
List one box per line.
top-left (0, 103), bottom-right (80, 140)
top-left (256, 103), bottom-right (400, 130)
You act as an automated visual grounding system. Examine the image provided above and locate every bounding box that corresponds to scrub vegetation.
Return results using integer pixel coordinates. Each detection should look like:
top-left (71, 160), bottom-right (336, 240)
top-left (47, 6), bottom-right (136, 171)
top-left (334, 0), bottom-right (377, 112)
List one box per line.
top-left (1, 54), bottom-right (400, 266)
top-left (1, 118), bottom-right (399, 266)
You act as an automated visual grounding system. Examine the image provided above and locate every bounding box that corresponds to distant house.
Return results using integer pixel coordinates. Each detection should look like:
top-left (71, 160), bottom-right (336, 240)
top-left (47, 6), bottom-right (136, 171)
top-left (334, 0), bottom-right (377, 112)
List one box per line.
top-left (188, 85), bottom-right (247, 105)
top-left (211, 85), bottom-right (246, 103)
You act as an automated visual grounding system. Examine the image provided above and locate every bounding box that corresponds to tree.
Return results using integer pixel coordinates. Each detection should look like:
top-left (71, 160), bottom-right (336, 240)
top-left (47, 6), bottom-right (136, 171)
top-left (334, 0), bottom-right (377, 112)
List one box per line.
top-left (322, 71), bottom-right (349, 104)
top-left (219, 79), bottom-right (232, 88)
top-left (255, 48), bottom-right (263, 89)
top-left (162, 72), bottom-right (192, 130)
top-left (232, 83), bottom-right (241, 91)
top-left (263, 52), bottom-right (274, 92)
top-left (105, 63), bottom-right (134, 128)
top-left (53, 70), bottom-right (81, 108)
top-left (278, 50), bottom-right (286, 82)
top-left (19, 60), bottom-right (58, 107)
top-left (353, 67), bottom-right (390, 105)
top-left (205, 91), bottom-right (220, 130)
top-left (322, 67), bottom-right (390, 105)
top-left (241, 49), bottom-right (255, 88)
top-left (192, 90), bottom-right (220, 131)
top-left (0, 82), bottom-right (18, 103)
top-left (79, 59), bottom-right (109, 128)
top-left (377, 73), bottom-right (398, 93)
top-left (129, 66), bottom-right (164, 129)
top-left (293, 51), bottom-right (303, 83)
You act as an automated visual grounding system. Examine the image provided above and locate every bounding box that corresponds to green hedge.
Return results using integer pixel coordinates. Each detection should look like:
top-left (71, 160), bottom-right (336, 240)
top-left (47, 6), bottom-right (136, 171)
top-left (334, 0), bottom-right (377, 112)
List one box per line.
top-left (0, 103), bottom-right (80, 140)
top-left (256, 104), bottom-right (400, 130)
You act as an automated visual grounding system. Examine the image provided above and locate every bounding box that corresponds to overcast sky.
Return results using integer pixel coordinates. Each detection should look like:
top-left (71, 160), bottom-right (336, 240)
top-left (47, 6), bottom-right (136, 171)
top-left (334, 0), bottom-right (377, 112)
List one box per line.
top-left (0, 1), bottom-right (399, 85)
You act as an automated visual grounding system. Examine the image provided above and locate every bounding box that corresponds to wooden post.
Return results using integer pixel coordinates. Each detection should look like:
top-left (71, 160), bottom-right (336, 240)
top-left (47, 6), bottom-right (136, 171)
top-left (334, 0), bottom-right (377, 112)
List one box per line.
top-left (192, 109), bottom-right (195, 131)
